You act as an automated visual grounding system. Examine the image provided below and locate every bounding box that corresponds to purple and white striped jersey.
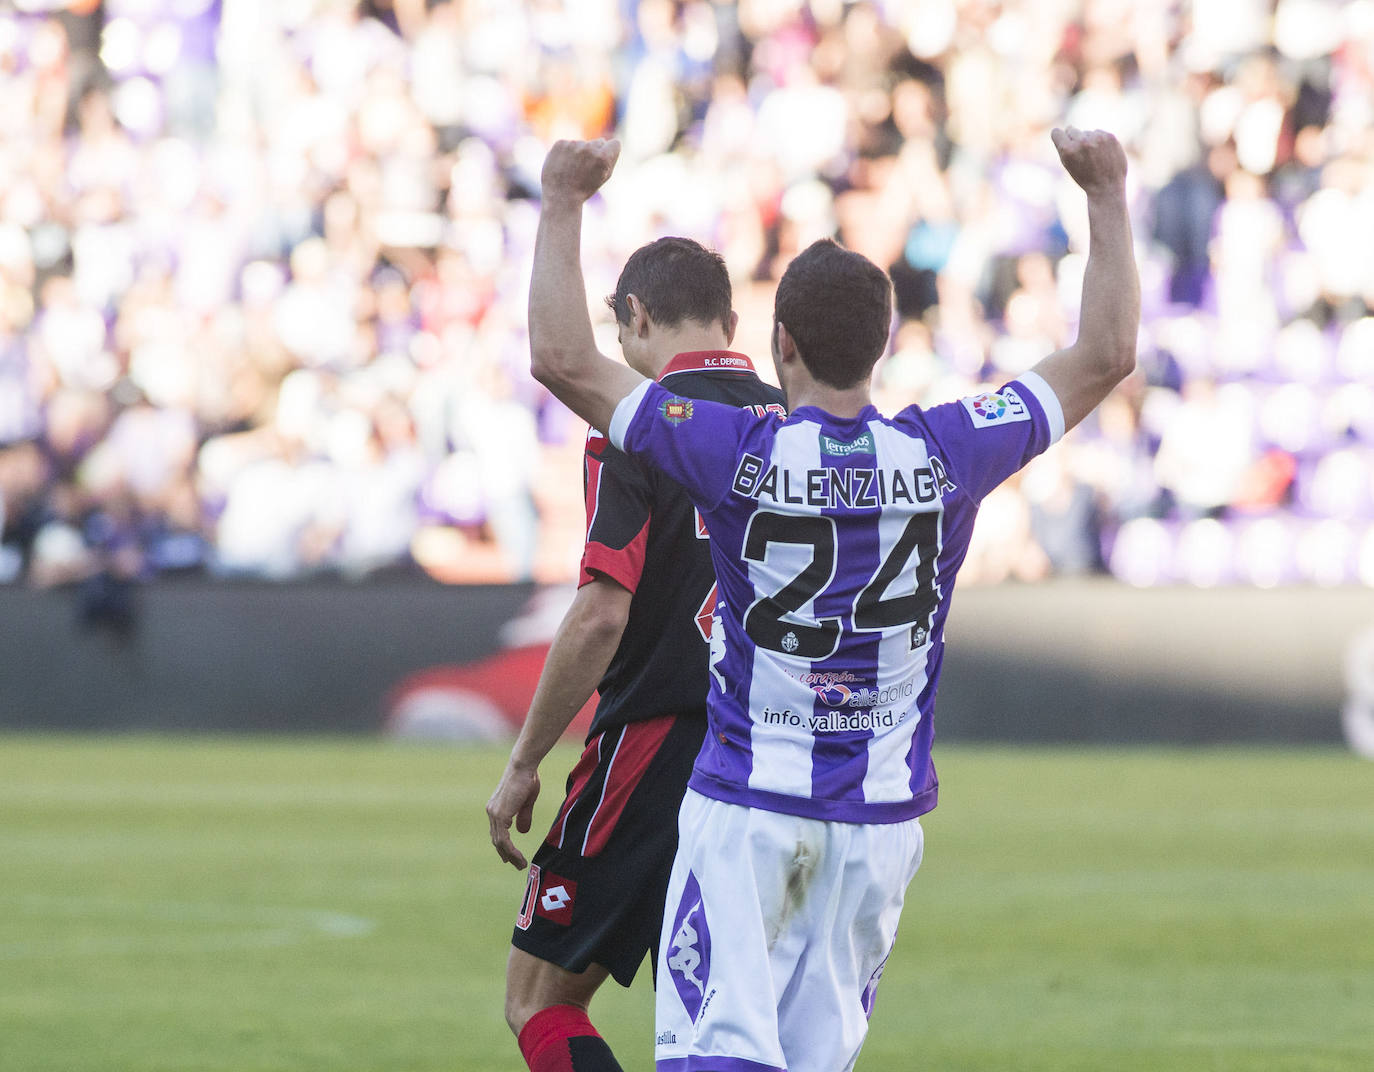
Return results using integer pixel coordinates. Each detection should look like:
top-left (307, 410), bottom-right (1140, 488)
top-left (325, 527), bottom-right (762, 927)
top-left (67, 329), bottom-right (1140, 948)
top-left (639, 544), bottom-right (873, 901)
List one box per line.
top-left (609, 371), bottom-right (1066, 823)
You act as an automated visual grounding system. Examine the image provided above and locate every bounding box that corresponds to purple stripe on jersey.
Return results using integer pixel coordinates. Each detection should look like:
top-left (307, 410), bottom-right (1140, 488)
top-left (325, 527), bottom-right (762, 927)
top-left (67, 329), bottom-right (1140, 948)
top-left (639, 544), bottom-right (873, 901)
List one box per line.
top-left (809, 729), bottom-right (872, 807)
top-left (907, 665), bottom-right (940, 802)
top-left (694, 562), bottom-right (758, 788)
top-left (657, 1058), bottom-right (786, 1072)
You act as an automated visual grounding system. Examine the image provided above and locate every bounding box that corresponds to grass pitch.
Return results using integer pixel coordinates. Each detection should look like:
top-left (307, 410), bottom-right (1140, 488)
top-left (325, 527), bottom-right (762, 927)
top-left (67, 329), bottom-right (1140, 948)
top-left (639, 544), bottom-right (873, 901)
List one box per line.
top-left (0, 735), bottom-right (1370, 1072)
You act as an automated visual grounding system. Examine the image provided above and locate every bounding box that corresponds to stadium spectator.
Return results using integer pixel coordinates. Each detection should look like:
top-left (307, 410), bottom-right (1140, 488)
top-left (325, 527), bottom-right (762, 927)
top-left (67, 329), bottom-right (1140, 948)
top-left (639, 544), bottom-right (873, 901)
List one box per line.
top-left (0, 0), bottom-right (1371, 591)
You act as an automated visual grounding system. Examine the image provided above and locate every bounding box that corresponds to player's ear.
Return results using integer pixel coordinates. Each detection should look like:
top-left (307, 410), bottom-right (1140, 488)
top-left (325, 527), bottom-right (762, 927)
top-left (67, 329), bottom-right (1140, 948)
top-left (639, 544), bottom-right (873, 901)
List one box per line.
top-left (626, 294), bottom-right (652, 338)
top-left (774, 321), bottom-right (798, 364)
top-left (724, 310), bottom-right (739, 346)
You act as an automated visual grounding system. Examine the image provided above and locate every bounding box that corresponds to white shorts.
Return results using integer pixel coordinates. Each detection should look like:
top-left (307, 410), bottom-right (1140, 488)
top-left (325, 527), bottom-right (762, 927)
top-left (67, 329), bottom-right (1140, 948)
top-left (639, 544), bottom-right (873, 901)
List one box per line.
top-left (654, 789), bottom-right (925, 1072)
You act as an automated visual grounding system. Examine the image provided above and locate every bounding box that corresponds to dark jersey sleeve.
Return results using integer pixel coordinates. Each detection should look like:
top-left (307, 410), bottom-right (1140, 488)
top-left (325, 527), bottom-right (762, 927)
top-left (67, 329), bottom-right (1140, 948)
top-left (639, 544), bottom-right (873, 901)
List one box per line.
top-left (579, 428), bottom-right (652, 593)
top-left (588, 365), bottom-right (786, 737)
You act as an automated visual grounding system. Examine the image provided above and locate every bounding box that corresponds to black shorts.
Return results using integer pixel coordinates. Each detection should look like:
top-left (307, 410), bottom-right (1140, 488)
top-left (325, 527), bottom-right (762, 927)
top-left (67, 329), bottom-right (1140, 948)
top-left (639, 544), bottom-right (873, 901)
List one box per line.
top-left (510, 713), bottom-right (705, 987)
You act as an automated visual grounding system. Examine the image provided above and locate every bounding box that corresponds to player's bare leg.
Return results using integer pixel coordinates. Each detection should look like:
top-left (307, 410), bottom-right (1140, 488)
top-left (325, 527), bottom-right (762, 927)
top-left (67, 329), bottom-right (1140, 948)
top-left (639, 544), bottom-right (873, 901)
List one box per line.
top-left (505, 947), bottom-right (623, 1072)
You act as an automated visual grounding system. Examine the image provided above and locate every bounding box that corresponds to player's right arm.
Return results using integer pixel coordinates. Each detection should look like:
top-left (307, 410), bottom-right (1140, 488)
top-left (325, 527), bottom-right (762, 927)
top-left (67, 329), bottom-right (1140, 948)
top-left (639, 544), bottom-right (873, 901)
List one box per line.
top-left (486, 575), bottom-right (632, 870)
top-left (528, 138), bottom-right (646, 437)
top-left (1029, 127), bottom-right (1140, 433)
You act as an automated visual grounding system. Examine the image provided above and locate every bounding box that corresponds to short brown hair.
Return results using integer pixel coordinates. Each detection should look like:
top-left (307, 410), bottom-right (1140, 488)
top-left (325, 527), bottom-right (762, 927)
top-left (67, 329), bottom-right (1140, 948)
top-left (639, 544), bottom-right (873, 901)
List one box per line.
top-left (774, 239), bottom-right (893, 389)
top-left (605, 237), bottom-right (732, 332)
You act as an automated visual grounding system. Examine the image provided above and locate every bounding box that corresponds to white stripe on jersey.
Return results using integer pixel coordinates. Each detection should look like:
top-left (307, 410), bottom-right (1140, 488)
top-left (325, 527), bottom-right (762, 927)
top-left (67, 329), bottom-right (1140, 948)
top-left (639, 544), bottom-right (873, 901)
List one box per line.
top-left (744, 419), bottom-right (827, 800)
top-left (860, 420), bottom-right (942, 805)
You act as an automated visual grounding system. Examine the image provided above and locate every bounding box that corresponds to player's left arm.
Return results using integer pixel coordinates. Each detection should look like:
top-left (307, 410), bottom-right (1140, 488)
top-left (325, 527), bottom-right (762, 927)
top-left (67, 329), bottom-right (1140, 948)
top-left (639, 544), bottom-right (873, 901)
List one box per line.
top-left (485, 575), bottom-right (632, 870)
top-left (1028, 127), bottom-right (1140, 433)
top-left (528, 138), bottom-right (646, 436)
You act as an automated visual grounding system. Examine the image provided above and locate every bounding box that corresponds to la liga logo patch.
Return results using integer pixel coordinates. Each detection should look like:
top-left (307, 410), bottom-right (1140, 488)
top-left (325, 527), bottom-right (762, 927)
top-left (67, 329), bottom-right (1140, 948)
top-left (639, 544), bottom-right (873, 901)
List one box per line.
top-left (960, 386), bottom-right (1030, 428)
top-left (659, 397), bottom-right (694, 424)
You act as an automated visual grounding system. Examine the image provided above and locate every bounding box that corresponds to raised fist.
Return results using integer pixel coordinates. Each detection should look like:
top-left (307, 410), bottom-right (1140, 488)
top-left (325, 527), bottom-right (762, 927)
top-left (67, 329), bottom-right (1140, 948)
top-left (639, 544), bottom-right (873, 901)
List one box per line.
top-left (540, 138), bottom-right (622, 205)
top-left (1051, 127), bottom-right (1128, 197)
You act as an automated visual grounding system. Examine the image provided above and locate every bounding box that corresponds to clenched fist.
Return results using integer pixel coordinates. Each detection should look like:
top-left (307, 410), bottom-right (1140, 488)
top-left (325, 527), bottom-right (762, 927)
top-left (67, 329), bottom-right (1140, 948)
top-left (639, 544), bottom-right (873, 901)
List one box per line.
top-left (1051, 127), bottom-right (1128, 197)
top-left (540, 138), bottom-right (622, 207)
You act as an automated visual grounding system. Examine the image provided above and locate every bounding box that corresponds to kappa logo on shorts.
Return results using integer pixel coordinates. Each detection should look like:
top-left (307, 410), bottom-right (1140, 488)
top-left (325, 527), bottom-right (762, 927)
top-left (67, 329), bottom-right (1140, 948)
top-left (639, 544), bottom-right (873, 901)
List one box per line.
top-left (666, 871), bottom-right (713, 1022)
top-left (532, 870), bottom-right (577, 926)
top-left (960, 386), bottom-right (1030, 428)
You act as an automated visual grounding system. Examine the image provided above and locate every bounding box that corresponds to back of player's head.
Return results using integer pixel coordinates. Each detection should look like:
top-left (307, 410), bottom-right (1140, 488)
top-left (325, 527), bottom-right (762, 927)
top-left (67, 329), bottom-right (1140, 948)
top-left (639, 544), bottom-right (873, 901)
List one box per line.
top-left (774, 239), bottom-right (893, 389)
top-left (606, 237), bottom-right (733, 333)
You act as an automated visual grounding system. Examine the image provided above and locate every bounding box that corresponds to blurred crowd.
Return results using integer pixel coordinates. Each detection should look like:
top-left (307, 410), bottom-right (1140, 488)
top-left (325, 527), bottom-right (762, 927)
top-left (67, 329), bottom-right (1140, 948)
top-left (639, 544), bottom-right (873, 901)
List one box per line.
top-left (1, 0), bottom-right (1373, 599)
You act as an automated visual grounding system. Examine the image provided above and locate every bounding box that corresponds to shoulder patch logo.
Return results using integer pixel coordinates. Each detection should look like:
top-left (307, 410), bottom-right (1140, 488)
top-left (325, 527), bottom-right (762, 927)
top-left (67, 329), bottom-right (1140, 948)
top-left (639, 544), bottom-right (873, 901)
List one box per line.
top-left (960, 386), bottom-right (1030, 428)
top-left (659, 397), bottom-right (694, 424)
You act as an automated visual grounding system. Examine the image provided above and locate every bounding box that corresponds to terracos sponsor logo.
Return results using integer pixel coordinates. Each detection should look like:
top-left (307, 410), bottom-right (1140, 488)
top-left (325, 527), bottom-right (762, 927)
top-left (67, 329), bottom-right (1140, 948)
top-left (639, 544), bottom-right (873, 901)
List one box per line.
top-left (819, 430), bottom-right (876, 456)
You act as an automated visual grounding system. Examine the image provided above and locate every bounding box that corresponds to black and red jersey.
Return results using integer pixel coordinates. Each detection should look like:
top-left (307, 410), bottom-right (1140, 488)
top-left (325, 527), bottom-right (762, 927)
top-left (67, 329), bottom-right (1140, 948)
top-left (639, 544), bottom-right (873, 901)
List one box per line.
top-left (580, 350), bottom-right (785, 738)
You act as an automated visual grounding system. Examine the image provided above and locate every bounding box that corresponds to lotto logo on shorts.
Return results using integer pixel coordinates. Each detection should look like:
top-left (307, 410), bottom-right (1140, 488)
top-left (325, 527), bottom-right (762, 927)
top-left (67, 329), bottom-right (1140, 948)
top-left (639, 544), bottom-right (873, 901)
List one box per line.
top-left (516, 865), bottom-right (578, 929)
top-left (534, 871), bottom-right (577, 926)
top-left (666, 871), bottom-right (713, 1022)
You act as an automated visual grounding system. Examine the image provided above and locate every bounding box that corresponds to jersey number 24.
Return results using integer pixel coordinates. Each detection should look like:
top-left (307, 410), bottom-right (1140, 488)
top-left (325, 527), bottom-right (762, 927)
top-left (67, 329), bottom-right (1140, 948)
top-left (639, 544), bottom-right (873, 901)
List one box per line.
top-left (741, 510), bottom-right (940, 660)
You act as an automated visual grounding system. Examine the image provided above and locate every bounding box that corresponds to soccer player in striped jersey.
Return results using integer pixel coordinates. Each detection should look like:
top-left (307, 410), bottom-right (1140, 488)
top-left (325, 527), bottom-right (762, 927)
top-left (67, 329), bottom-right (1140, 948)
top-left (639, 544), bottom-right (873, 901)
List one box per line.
top-left (527, 129), bottom-right (1139, 1072)
top-left (487, 235), bottom-right (783, 1072)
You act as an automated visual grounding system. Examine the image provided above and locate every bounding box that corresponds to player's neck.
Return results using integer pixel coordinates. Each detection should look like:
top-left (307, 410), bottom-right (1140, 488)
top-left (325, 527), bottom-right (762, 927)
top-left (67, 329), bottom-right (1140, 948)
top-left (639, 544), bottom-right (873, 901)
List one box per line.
top-left (643, 328), bottom-right (734, 379)
top-left (783, 380), bottom-right (872, 419)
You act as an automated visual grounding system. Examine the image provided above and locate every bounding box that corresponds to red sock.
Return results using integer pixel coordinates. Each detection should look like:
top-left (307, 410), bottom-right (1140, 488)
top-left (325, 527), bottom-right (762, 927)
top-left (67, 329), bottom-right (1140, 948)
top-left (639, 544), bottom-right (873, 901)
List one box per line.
top-left (517, 1005), bottom-right (623, 1072)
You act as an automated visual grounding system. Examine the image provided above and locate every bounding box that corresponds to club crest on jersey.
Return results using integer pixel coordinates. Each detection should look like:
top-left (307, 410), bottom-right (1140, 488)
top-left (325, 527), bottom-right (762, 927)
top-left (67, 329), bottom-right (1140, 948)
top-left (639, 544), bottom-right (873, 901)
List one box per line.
top-left (659, 397), bottom-right (694, 424)
top-left (960, 386), bottom-right (1030, 427)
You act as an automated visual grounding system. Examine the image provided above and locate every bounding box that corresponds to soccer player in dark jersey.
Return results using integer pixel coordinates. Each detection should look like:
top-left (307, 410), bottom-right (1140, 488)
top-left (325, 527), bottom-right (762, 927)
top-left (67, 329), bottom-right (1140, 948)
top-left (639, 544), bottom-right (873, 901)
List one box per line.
top-left (524, 130), bottom-right (1138, 1072)
top-left (486, 235), bottom-right (784, 1072)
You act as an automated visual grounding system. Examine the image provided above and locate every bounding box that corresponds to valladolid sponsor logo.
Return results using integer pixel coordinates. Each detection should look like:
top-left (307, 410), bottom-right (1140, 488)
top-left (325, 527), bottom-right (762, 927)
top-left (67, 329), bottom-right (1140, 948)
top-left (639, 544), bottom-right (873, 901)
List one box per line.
top-left (762, 704), bottom-right (909, 733)
top-left (819, 430), bottom-right (876, 456)
top-left (785, 670), bottom-right (917, 710)
top-left (808, 709), bottom-right (903, 733)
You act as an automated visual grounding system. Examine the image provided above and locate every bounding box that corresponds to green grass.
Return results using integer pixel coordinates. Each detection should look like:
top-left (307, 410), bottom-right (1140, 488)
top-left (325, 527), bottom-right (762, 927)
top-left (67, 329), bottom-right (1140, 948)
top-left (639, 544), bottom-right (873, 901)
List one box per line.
top-left (0, 736), bottom-right (1371, 1071)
